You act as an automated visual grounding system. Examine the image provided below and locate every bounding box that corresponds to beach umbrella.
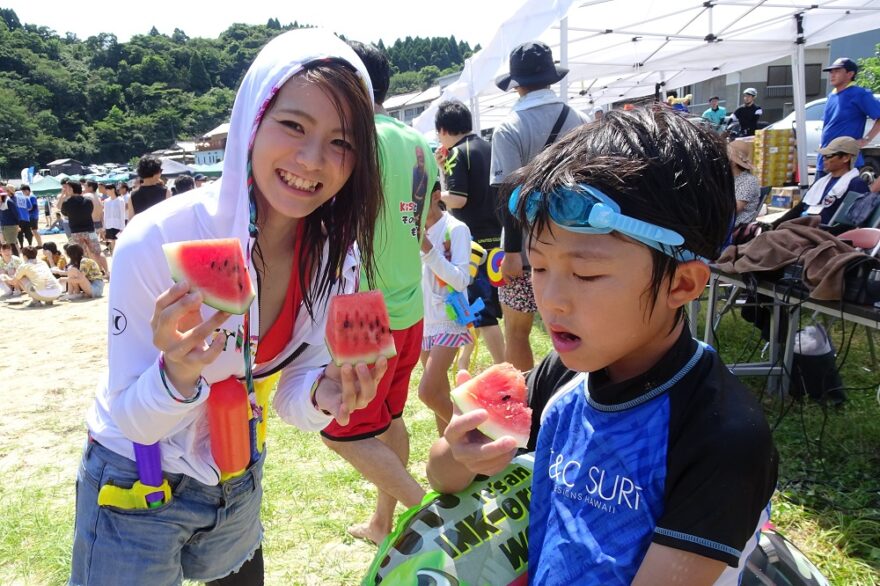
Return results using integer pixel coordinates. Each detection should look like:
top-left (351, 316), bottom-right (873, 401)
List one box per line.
top-left (197, 162), bottom-right (224, 177)
top-left (161, 158), bottom-right (196, 177)
top-left (30, 175), bottom-right (63, 196)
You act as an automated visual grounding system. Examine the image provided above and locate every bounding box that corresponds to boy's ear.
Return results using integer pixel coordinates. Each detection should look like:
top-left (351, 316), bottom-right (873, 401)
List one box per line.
top-left (666, 261), bottom-right (710, 309)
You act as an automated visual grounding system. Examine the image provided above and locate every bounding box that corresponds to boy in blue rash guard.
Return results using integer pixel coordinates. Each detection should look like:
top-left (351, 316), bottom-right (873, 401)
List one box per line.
top-left (433, 108), bottom-right (778, 585)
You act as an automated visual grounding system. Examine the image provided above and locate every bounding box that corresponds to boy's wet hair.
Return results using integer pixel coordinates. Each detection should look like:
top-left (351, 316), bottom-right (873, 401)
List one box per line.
top-left (435, 101), bottom-right (473, 135)
top-left (510, 107), bottom-right (734, 316)
top-left (21, 247), bottom-right (38, 260)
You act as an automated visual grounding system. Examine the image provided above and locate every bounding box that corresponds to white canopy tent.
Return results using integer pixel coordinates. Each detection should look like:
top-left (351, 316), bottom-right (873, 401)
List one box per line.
top-left (413, 0), bottom-right (880, 187)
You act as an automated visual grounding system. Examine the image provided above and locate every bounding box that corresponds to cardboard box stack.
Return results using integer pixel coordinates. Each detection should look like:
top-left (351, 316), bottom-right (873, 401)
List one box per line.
top-left (768, 186), bottom-right (801, 210)
top-left (753, 128), bottom-right (796, 187)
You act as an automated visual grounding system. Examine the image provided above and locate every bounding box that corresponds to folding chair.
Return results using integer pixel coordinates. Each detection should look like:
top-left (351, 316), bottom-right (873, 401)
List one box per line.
top-left (819, 227), bottom-right (880, 368)
top-left (837, 227), bottom-right (880, 256)
top-left (827, 190), bottom-right (869, 229)
top-left (868, 200), bottom-right (880, 228)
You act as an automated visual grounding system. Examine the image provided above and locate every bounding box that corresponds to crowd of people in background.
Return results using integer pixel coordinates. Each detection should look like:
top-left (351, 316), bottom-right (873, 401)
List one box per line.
top-left (0, 155), bottom-right (213, 308)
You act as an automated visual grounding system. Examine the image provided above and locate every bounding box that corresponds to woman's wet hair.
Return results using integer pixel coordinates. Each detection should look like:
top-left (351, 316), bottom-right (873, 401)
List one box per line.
top-left (251, 59), bottom-right (383, 317)
top-left (510, 107), bottom-right (735, 319)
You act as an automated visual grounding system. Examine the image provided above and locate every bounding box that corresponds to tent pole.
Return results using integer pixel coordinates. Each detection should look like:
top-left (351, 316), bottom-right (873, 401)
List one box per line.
top-left (471, 95), bottom-right (481, 135)
top-left (791, 12), bottom-right (810, 189)
top-left (560, 16), bottom-right (569, 104)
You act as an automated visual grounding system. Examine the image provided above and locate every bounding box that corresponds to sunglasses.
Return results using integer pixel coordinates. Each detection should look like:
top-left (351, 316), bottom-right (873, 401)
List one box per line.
top-left (821, 152), bottom-right (849, 160)
top-left (509, 183), bottom-right (703, 262)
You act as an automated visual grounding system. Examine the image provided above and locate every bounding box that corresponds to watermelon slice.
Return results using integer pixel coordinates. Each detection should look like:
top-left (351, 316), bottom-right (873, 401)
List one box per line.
top-left (162, 238), bottom-right (255, 315)
top-left (451, 363), bottom-right (532, 448)
top-left (325, 290), bottom-right (397, 366)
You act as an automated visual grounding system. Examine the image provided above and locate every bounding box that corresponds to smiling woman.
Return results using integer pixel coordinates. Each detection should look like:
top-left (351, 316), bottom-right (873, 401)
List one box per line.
top-left (68, 29), bottom-right (388, 586)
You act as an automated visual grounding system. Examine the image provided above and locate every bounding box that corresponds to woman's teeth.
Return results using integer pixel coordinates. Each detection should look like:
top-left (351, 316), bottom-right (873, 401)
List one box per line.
top-left (278, 170), bottom-right (319, 192)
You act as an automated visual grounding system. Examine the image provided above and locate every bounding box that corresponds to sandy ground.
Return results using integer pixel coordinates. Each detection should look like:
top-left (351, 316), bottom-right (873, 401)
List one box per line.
top-left (0, 233), bottom-right (108, 478)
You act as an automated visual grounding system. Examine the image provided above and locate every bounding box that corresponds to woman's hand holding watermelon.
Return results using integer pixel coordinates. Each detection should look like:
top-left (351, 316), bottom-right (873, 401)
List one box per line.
top-left (152, 280), bottom-right (229, 396)
top-left (314, 357), bottom-right (388, 425)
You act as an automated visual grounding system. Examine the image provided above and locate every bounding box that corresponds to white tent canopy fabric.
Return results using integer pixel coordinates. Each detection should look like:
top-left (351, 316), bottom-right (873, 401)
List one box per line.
top-left (413, 0), bottom-right (880, 185)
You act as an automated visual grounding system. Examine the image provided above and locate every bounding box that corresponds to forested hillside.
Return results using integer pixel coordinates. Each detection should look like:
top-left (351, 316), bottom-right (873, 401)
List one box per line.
top-left (0, 8), bottom-right (477, 172)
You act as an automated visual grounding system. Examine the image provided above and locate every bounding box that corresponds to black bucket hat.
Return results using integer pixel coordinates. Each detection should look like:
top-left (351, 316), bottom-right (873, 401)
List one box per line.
top-left (495, 41), bottom-right (569, 91)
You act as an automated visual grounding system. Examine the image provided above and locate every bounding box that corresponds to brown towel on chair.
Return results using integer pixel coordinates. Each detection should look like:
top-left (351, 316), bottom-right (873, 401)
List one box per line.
top-left (716, 216), bottom-right (872, 300)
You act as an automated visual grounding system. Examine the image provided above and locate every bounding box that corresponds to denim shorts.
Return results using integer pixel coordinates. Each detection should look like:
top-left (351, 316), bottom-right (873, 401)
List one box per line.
top-left (89, 279), bottom-right (104, 298)
top-left (69, 440), bottom-right (264, 585)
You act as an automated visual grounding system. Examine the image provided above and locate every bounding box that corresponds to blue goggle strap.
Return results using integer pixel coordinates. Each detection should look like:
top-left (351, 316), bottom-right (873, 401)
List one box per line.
top-left (509, 184), bottom-right (706, 263)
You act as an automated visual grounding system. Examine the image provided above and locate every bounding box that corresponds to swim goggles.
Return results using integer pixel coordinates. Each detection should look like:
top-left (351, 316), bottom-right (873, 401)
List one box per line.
top-left (508, 183), bottom-right (704, 262)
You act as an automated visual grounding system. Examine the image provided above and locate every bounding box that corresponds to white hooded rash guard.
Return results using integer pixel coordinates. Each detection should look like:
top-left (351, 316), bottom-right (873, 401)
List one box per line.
top-left (86, 30), bottom-right (375, 485)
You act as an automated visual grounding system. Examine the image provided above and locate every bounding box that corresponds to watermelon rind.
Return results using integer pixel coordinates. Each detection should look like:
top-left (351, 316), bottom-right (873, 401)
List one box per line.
top-left (450, 364), bottom-right (531, 449)
top-left (162, 239), bottom-right (256, 315)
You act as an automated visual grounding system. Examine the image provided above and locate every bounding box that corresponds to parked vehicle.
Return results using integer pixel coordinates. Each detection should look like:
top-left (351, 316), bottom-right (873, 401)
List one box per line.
top-left (765, 95), bottom-right (880, 182)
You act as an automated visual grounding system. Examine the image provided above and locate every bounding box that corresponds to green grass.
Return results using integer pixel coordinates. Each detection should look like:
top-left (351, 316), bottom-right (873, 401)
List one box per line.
top-left (705, 305), bottom-right (880, 585)
top-left (1, 315), bottom-right (878, 585)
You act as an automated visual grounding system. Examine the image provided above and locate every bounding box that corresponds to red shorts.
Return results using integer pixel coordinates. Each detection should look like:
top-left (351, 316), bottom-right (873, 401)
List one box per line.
top-left (321, 320), bottom-right (423, 441)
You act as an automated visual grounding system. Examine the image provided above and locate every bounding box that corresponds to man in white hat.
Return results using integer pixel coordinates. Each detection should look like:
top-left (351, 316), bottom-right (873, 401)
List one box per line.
top-left (491, 40), bottom-right (591, 372)
top-left (733, 88), bottom-right (762, 137)
top-left (775, 136), bottom-right (871, 227)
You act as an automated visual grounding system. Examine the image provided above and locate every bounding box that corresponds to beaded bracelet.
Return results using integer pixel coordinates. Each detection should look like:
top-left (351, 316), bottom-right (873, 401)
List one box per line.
top-left (158, 353), bottom-right (206, 404)
top-left (310, 371), bottom-right (332, 416)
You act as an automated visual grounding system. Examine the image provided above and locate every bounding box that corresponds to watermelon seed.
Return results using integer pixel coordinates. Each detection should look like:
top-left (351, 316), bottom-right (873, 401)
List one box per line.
top-left (343, 319), bottom-right (351, 329)
top-left (502, 394), bottom-right (511, 401)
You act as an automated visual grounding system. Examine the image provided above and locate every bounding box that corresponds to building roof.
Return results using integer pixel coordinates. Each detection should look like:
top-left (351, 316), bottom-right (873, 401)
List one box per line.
top-left (173, 141), bottom-right (197, 152)
top-left (47, 158), bottom-right (82, 166)
top-left (203, 122), bottom-right (231, 138)
top-left (384, 90), bottom-right (421, 110)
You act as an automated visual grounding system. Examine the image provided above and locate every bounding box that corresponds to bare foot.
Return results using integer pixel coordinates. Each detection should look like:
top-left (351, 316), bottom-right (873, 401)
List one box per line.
top-left (347, 521), bottom-right (389, 545)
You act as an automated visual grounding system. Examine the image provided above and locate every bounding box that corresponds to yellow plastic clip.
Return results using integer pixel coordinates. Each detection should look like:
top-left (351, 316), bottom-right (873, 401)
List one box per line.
top-left (97, 480), bottom-right (172, 510)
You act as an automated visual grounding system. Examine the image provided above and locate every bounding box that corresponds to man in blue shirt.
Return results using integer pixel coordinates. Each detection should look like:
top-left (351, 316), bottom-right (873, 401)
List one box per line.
top-left (817, 57), bottom-right (880, 177)
top-left (13, 186), bottom-right (34, 248)
top-left (24, 185), bottom-right (42, 247)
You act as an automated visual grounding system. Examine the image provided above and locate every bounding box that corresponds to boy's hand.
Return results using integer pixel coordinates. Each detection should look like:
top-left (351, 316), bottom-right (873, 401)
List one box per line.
top-left (443, 407), bottom-right (519, 477)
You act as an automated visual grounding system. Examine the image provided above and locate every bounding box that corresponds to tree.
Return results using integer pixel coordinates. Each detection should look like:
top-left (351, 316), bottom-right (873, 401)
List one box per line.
top-left (0, 8), bottom-right (21, 30)
top-left (188, 51), bottom-right (212, 92)
top-left (0, 17), bottom-right (475, 166)
top-left (0, 86), bottom-right (40, 168)
top-left (858, 46), bottom-right (880, 93)
top-left (171, 28), bottom-right (189, 44)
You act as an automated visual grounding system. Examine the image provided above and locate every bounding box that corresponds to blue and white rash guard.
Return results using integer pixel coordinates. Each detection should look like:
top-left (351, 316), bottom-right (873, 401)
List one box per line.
top-left (529, 328), bottom-right (778, 585)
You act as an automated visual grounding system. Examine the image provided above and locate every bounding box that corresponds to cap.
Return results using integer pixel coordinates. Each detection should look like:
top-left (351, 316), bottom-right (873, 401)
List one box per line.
top-left (823, 57), bottom-right (858, 74)
top-left (495, 41), bottom-right (569, 91)
top-left (817, 136), bottom-right (860, 156)
top-left (743, 87), bottom-right (757, 96)
top-left (709, 96), bottom-right (720, 101)
top-left (194, 174), bottom-right (206, 181)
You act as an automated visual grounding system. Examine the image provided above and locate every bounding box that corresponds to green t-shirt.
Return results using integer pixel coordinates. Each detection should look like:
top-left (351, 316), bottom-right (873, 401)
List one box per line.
top-left (361, 114), bottom-right (438, 330)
